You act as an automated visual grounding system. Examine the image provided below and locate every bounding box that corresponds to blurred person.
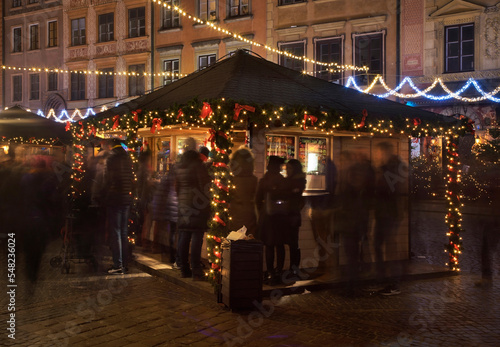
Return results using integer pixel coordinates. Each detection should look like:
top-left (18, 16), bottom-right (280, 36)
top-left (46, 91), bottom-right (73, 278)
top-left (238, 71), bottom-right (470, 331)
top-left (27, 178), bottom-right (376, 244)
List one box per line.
top-left (151, 164), bottom-right (179, 265)
top-left (336, 151), bottom-right (375, 294)
top-left (255, 155), bottom-right (288, 285)
top-left (103, 138), bottom-right (135, 275)
top-left (285, 159), bottom-right (306, 279)
top-left (137, 149), bottom-right (156, 251)
top-left (228, 146), bottom-right (258, 236)
top-left (373, 142), bottom-right (407, 295)
top-left (175, 137), bottom-right (211, 280)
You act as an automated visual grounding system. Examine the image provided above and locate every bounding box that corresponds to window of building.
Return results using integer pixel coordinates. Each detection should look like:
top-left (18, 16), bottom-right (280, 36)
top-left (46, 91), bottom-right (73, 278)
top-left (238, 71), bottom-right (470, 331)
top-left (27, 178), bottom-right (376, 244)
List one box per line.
top-left (12, 0), bottom-right (22, 8)
top-left (198, 54), bottom-right (216, 70)
top-left (30, 74), bottom-right (40, 100)
top-left (161, 0), bottom-right (180, 29)
top-left (128, 64), bottom-right (145, 96)
top-left (315, 37), bottom-right (342, 83)
top-left (199, 0), bottom-right (217, 21)
top-left (71, 72), bottom-right (86, 100)
top-left (229, 0), bottom-right (249, 17)
top-left (28, 0), bottom-right (38, 4)
top-left (163, 59), bottom-right (180, 85)
top-left (354, 32), bottom-right (383, 85)
top-left (71, 18), bottom-right (86, 46)
top-left (98, 68), bottom-right (114, 98)
top-left (13, 76), bottom-right (22, 102)
top-left (279, 41), bottom-right (305, 72)
top-left (98, 13), bottom-right (114, 43)
top-left (48, 72), bottom-right (58, 91)
top-left (280, 0), bottom-right (305, 5)
top-left (266, 135), bottom-right (295, 161)
top-left (48, 21), bottom-right (58, 47)
top-left (13, 27), bottom-right (22, 53)
top-left (29, 24), bottom-right (39, 50)
top-left (128, 7), bottom-right (145, 38)
top-left (445, 23), bottom-right (474, 73)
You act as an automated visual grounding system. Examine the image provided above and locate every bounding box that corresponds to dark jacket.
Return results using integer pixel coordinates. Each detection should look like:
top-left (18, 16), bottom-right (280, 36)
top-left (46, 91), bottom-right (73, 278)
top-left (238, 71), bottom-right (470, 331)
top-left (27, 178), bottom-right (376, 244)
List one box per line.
top-left (230, 175), bottom-right (258, 235)
top-left (152, 168), bottom-right (178, 223)
top-left (286, 173), bottom-right (306, 227)
top-left (103, 145), bottom-right (134, 206)
top-left (175, 150), bottom-right (211, 231)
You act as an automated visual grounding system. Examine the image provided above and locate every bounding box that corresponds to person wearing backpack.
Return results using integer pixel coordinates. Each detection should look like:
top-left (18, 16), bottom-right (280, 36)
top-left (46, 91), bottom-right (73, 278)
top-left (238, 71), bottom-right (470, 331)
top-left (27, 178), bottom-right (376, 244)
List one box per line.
top-left (255, 156), bottom-right (288, 285)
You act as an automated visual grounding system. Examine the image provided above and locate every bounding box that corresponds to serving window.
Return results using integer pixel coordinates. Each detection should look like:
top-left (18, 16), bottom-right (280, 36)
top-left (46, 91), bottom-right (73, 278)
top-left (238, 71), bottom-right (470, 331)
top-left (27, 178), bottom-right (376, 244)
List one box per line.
top-left (265, 134), bottom-right (328, 190)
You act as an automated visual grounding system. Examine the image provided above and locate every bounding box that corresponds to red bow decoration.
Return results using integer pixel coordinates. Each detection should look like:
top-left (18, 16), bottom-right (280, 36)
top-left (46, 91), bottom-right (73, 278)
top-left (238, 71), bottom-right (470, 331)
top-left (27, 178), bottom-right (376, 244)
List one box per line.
top-left (177, 109), bottom-right (184, 120)
top-left (358, 109), bottom-right (368, 128)
top-left (213, 199), bottom-right (227, 204)
top-left (213, 236), bottom-right (221, 243)
top-left (303, 114), bottom-right (318, 130)
top-left (101, 119), bottom-right (106, 125)
top-left (234, 103), bottom-right (256, 120)
top-left (214, 179), bottom-right (229, 192)
top-left (88, 125), bottom-right (96, 137)
top-left (151, 118), bottom-right (162, 133)
top-left (213, 162), bottom-right (228, 169)
top-left (65, 121), bottom-right (71, 132)
top-left (132, 111), bottom-right (139, 122)
top-left (213, 214), bottom-right (226, 226)
top-left (211, 263), bottom-right (220, 270)
top-left (467, 119), bottom-right (475, 135)
top-left (200, 102), bottom-right (213, 120)
top-left (413, 118), bottom-right (422, 126)
top-left (207, 129), bottom-right (228, 147)
top-left (112, 115), bottom-right (120, 130)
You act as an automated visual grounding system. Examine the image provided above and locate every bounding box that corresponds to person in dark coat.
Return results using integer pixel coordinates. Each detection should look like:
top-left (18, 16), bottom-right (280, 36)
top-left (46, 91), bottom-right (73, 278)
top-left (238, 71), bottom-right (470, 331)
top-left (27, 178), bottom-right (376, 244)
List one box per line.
top-left (229, 146), bottom-right (258, 236)
top-left (102, 138), bottom-right (134, 274)
top-left (255, 155), bottom-right (288, 285)
top-left (175, 138), bottom-right (212, 280)
top-left (151, 164), bottom-right (179, 265)
top-left (285, 159), bottom-right (306, 276)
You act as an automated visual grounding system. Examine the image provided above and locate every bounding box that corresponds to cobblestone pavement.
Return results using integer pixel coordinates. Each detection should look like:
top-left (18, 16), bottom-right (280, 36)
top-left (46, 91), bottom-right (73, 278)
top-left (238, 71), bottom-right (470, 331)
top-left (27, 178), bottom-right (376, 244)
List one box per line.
top-left (1, 200), bottom-right (499, 346)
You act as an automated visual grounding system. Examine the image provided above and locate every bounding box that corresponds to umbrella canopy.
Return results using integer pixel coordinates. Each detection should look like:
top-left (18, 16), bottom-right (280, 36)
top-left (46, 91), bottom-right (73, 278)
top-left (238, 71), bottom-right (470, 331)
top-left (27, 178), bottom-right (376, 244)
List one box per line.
top-left (96, 49), bottom-right (454, 125)
top-left (0, 106), bottom-right (71, 143)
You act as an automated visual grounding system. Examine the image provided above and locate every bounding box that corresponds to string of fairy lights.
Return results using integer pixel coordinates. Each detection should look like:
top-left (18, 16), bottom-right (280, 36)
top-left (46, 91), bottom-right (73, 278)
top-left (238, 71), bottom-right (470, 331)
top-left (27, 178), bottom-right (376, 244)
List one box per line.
top-left (346, 75), bottom-right (500, 102)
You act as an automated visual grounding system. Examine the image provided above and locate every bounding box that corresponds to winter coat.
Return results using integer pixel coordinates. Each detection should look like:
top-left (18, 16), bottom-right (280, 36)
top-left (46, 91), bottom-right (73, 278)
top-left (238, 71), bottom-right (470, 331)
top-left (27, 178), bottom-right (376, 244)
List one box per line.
top-left (175, 150), bottom-right (211, 231)
top-left (152, 168), bottom-right (178, 223)
top-left (286, 174), bottom-right (306, 228)
top-left (103, 145), bottom-right (134, 206)
top-left (229, 175), bottom-right (258, 235)
top-left (255, 171), bottom-right (288, 245)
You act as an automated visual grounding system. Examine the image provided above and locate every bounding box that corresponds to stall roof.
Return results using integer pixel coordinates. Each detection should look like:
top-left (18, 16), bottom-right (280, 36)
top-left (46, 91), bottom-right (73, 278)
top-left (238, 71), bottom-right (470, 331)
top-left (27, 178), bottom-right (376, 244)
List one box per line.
top-left (0, 106), bottom-right (71, 143)
top-left (96, 50), bottom-right (454, 125)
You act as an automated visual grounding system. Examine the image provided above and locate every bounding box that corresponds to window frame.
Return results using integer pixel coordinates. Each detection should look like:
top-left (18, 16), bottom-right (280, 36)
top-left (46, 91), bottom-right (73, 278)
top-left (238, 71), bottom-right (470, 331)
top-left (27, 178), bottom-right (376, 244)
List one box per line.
top-left (48, 72), bottom-right (58, 91)
top-left (162, 58), bottom-right (180, 85)
top-left (48, 20), bottom-right (58, 48)
top-left (199, 0), bottom-right (217, 22)
top-left (161, 0), bottom-right (180, 29)
top-left (12, 75), bottom-right (22, 102)
top-left (353, 31), bottom-right (385, 85)
top-left (228, 0), bottom-right (250, 17)
top-left (29, 74), bottom-right (40, 100)
top-left (128, 64), bottom-right (145, 96)
top-left (71, 18), bottom-right (86, 46)
top-left (314, 36), bottom-right (344, 83)
top-left (98, 68), bottom-right (114, 98)
top-left (29, 24), bottom-right (40, 50)
top-left (280, 0), bottom-right (305, 5)
top-left (198, 53), bottom-right (216, 70)
top-left (444, 23), bottom-right (474, 73)
top-left (28, 0), bottom-right (38, 4)
top-left (70, 72), bottom-right (86, 100)
top-left (13, 27), bottom-right (22, 53)
top-left (98, 13), bottom-right (114, 43)
top-left (128, 7), bottom-right (146, 38)
top-left (12, 0), bottom-right (22, 8)
top-left (278, 41), bottom-right (306, 72)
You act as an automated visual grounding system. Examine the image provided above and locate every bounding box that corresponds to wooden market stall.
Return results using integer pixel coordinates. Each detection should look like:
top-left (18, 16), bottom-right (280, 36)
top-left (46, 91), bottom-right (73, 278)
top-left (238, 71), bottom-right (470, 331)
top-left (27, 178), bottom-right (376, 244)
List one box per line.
top-left (81, 50), bottom-right (461, 279)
